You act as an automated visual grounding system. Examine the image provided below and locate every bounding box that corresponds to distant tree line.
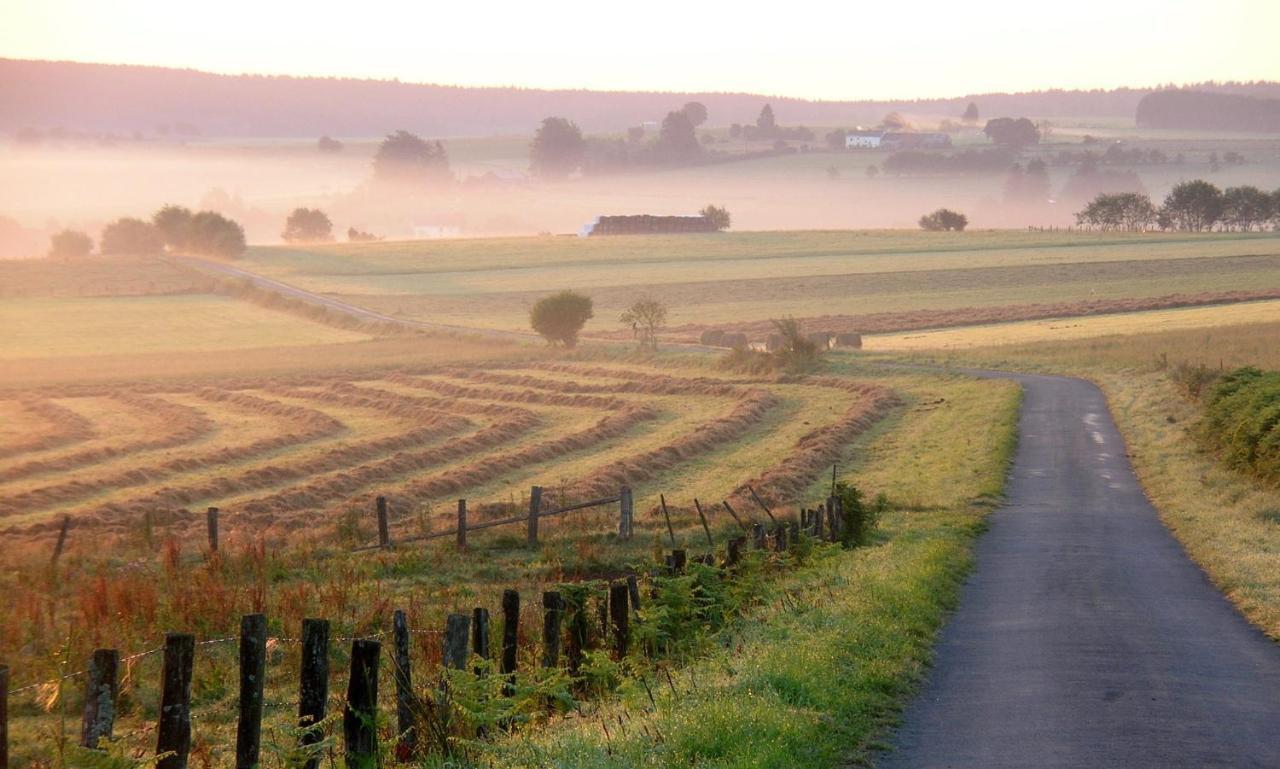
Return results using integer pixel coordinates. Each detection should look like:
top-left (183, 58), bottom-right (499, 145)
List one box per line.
top-left (729, 105), bottom-right (815, 142)
top-left (1075, 181), bottom-right (1279, 231)
top-left (49, 205), bottom-right (247, 260)
top-left (882, 148), bottom-right (1015, 175)
top-left (532, 101), bottom-right (725, 177)
top-left (1136, 90), bottom-right (1280, 132)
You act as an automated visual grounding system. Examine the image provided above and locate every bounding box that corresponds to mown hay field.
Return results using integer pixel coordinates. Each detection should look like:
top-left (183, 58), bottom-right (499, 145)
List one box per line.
top-left (237, 230), bottom-right (1280, 334)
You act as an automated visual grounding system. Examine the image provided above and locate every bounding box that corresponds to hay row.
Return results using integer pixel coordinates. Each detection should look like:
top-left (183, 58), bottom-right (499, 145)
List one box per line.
top-left (520, 363), bottom-right (753, 397)
top-left (386, 373), bottom-right (635, 411)
top-left (727, 383), bottom-right (901, 509)
top-left (0, 398), bottom-right (97, 462)
top-left (273, 380), bottom-right (539, 421)
top-left (560, 389), bottom-right (783, 500)
top-left (0, 392), bottom-right (349, 517)
top-left (0, 393), bottom-right (215, 485)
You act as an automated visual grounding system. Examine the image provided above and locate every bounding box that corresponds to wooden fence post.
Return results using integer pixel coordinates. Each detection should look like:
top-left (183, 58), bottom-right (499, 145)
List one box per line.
top-left (206, 508), bottom-right (219, 554)
top-left (0, 664), bottom-right (7, 769)
top-left (541, 592), bottom-right (564, 669)
top-left (392, 610), bottom-right (415, 757)
top-left (609, 582), bottom-right (629, 659)
top-left (565, 594), bottom-right (588, 675)
top-left (789, 521), bottom-right (799, 549)
top-left (814, 505), bottom-right (824, 539)
top-left (721, 500), bottom-right (747, 530)
top-left (51, 515), bottom-right (70, 564)
top-left (472, 608), bottom-right (490, 667)
top-left (526, 486), bottom-right (542, 546)
top-left (155, 633), bottom-right (194, 769)
top-left (752, 523), bottom-right (765, 550)
top-left (619, 486), bottom-right (634, 540)
top-left (444, 614), bottom-right (470, 670)
top-left (298, 619), bottom-right (329, 769)
top-left (235, 613), bottom-right (266, 769)
top-left (670, 549), bottom-right (687, 574)
top-left (693, 499), bottom-right (713, 546)
top-left (376, 497), bottom-right (390, 549)
top-left (727, 536), bottom-right (744, 567)
top-left (81, 648), bottom-right (119, 749)
top-left (500, 590), bottom-right (519, 695)
top-left (344, 639), bottom-right (380, 767)
top-left (658, 494), bottom-right (675, 545)
top-left (626, 575), bottom-right (641, 613)
top-left (456, 499), bottom-right (467, 551)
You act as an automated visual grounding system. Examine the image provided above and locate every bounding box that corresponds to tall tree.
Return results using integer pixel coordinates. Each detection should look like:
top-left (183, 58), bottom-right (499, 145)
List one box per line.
top-left (282, 208), bottom-right (334, 243)
top-left (152, 205), bottom-right (194, 252)
top-left (1159, 180), bottom-right (1224, 231)
top-left (529, 117), bottom-right (586, 180)
top-left (681, 102), bottom-right (708, 127)
top-left (756, 104), bottom-right (776, 132)
top-left (1221, 185), bottom-right (1272, 231)
top-left (655, 110), bottom-right (702, 162)
top-left (963, 102), bottom-right (980, 123)
top-left (100, 217), bottom-right (164, 255)
top-left (373, 130), bottom-right (451, 186)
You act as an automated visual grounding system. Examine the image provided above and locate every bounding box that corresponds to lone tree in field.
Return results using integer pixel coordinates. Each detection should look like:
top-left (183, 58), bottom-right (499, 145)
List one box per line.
top-left (757, 104), bottom-right (776, 133)
top-left (919, 208), bottom-right (968, 231)
top-left (1158, 180), bottom-right (1223, 231)
top-left (983, 117), bottom-right (1040, 147)
top-left (100, 217), bottom-right (165, 255)
top-left (682, 101), bottom-right (709, 127)
top-left (619, 296), bottom-right (668, 351)
top-left (317, 135), bottom-right (343, 153)
top-left (530, 117), bottom-right (586, 180)
top-left (963, 102), bottom-right (980, 123)
top-left (655, 110), bottom-right (702, 162)
top-left (189, 211), bottom-right (247, 258)
top-left (700, 204), bottom-right (731, 231)
top-left (282, 208), bottom-right (334, 243)
top-left (153, 205), bottom-right (194, 252)
top-left (48, 229), bottom-right (92, 259)
top-left (530, 290), bottom-right (594, 347)
top-left (373, 130), bottom-right (451, 187)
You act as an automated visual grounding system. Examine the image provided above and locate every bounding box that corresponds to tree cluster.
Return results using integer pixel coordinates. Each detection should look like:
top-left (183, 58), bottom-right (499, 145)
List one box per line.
top-left (983, 117), bottom-right (1040, 148)
top-left (1075, 181), bottom-right (1278, 231)
top-left (51, 205), bottom-right (247, 259)
top-left (730, 105), bottom-right (814, 142)
top-left (918, 209), bottom-right (968, 231)
top-left (699, 204), bottom-right (731, 231)
top-left (373, 130), bottom-right (451, 187)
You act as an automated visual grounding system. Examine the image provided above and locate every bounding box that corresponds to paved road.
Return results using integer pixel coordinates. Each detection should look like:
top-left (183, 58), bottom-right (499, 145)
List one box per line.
top-left (877, 370), bottom-right (1280, 769)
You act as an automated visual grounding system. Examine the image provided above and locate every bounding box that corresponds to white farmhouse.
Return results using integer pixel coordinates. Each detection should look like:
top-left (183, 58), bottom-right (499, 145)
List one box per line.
top-left (845, 130), bottom-right (885, 149)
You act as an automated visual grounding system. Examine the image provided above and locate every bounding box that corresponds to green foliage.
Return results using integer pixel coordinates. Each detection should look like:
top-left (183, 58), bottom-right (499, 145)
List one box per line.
top-left (152, 205), bottom-right (194, 251)
top-left (655, 110), bottom-right (703, 162)
top-left (47, 228), bottom-right (92, 259)
top-left (531, 117), bottom-right (587, 180)
top-left (618, 295), bottom-right (668, 350)
top-left (1159, 179), bottom-right (1224, 231)
top-left (1201, 366), bottom-right (1280, 483)
top-left (373, 130), bottom-right (451, 187)
top-left (983, 116), bottom-right (1040, 147)
top-left (100, 217), bottom-right (164, 256)
top-left (282, 207), bottom-right (334, 243)
top-left (834, 481), bottom-right (886, 548)
top-left (149, 204), bottom-right (246, 258)
top-left (1075, 192), bottom-right (1158, 231)
top-left (698, 204), bottom-right (731, 231)
top-left (919, 208), bottom-right (968, 231)
top-left (681, 101), bottom-right (708, 127)
top-left (530, 290), bottom-right (594, 347)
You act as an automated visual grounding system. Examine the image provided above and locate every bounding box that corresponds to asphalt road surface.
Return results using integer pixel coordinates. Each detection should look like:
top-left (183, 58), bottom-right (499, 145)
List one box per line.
top-left (877, 370), bottom-right (1280, 769)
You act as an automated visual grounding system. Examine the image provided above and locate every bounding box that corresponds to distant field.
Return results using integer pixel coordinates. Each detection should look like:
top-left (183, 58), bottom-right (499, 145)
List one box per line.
top-left (0, 294), bottom-right (372, 359)
top-left (240, 230), bottom-right (1280, 334)
top-left (864, 300), bottom-right (1280, 352)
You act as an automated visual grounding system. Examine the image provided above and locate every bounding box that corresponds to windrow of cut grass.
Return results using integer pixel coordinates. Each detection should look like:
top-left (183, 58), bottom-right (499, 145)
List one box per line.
top-left (386, 373), bottom-right (636, 411)
top-left (1201, 367), bottom-right (1280, 485)
top-left (0, 397), bottom-right (97, 462)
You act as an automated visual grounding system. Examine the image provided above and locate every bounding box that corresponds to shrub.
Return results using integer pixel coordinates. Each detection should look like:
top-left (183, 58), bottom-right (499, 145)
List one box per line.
top-left (618, 296), bottom-right (667, 351)
top-left (834, 481), bottom-right (887, 548)
top-left (919, 208), bottom-right (968, 231)
top-left (100, 217), bottom-right (165, 255)
top-left (530, 290), bottom-right (594, 347)
top-left (47, 229), bottom-right (92, 259)
top-left (1200, 367), bottom-right (1280, 483)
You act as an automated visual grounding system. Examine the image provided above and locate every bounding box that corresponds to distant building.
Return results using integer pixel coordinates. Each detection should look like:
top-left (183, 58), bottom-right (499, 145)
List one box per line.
top-left (882, 132), bottom-right (952, 149)
top-left (845, 130), bottom-right (884, 149)
top-left (579, 214), bottom-right (717, 237)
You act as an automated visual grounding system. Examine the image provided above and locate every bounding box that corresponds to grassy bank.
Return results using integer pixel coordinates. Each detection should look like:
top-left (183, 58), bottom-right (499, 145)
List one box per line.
top-left (478, 367), bottom-right (1021, 768)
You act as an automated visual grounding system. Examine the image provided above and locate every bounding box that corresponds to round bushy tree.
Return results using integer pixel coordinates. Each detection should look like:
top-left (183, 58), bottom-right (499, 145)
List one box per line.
top-left (100, 217), bottom-right (165, 255)
top-left (48, 229), bottom-right (92, 259)
top-left (530, 290), bottom-right (594, 347)
top-left (919, 208), bottom-right (968, 231)
top-left (282, 208), bottom-right (334, 243)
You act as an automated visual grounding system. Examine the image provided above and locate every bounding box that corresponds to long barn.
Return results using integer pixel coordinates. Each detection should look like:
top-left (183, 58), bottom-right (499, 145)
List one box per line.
top-left (580, 214), bottom-right (717, 236)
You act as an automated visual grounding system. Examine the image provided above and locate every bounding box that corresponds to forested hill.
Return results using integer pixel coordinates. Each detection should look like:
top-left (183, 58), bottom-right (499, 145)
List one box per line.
top-left (1136, 90), bottom-right (1280, 132)
top-left (3, 58), bottom-right (1279, 138)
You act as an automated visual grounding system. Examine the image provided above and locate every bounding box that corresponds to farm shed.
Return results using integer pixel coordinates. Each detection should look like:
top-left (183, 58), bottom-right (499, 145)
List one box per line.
top-left (580, 214), bottom-right (719, 237)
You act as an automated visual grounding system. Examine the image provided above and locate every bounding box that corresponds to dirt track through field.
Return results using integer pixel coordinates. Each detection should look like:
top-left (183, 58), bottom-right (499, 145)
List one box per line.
top-left (876, 370), bottom-right (1280, 768)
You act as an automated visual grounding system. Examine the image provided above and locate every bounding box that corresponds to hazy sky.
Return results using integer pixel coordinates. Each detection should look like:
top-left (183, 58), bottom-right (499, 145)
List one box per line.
top-left (2, 0), bottom-right (1276, 100)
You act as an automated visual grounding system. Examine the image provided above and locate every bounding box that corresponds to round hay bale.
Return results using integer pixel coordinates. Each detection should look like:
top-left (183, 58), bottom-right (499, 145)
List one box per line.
top-left (835, 332), bottom-right (863, 349)
top-left (722, 332), bottom-right (749, 350)
top-left (806, 331), bottom-right (834, 349)
top-left (699, 329), bottom-right (726, 346)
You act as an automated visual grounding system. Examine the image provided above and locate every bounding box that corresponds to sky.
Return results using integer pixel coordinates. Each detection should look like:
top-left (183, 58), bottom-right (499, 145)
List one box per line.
top-left (1, 0), bottom-right (1277, 100)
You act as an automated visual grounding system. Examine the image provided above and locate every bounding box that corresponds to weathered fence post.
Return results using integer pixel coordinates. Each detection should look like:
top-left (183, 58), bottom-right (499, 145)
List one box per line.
top-left (565, 593), bottom-right (588, 675)
top-left (693, 498), bottom-right (713, 546)
top-left (298, 619), bottom-right (329, 769)
top-left (392, 610), bottom-right (415, 757)
top-left (789, 521), bottom-right (800, 548)
top-left (456, 499), bottom-right (467, 551)
top-left (376, 497), bottom-right (390, 549)
top-left (235, 614), bottom-right (266, 769)
top-left (752, 523), bottom-right (765, 550)
top-left (541, 592), bottom-right (564, 668)
top-left (501, 590), bottom-right (519, 695)
top-left (0, 664), bottom-right (7, 769)
top-left (670, 549), bottom-right (687, 574)
top-left (81, 648), bottom-right (119, 749)
top-left (658, 494), bottom-right (676, 545)
top-left (775, 525), bottom-right (789, 552)
top-left (444, 614), bottom-right (470, 670)
top-left (609, 582), bottom-right (630, 659)
top-left (814, 505), bottom-right (824, 539)
top-left (472, 608), bottom-right (490, 667)
top-left (344, 639), bottom-right (380, 767)
top-left (51, 515), bottom-right (71, 564)
top-left (618, 486), bottom-right (634, 540)
top-left (206, 508), bottom-right (219, 554)
top-left (156, 633), bottom-right (194, 769)
top-left (727, 536), bottom-right (744, 567)
top-left (527, 486), bottom-right (543, 546)
top-left (721, 499), bottom-right (747, 530)
top-left (626, 575), bottom-right (641, 613)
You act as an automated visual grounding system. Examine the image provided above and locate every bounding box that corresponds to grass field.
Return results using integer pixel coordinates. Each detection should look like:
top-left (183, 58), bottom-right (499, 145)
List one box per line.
top-left (239, 230), bottom-right (1280, 335)
top-left (0, 294), bottom-right (374, 359)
